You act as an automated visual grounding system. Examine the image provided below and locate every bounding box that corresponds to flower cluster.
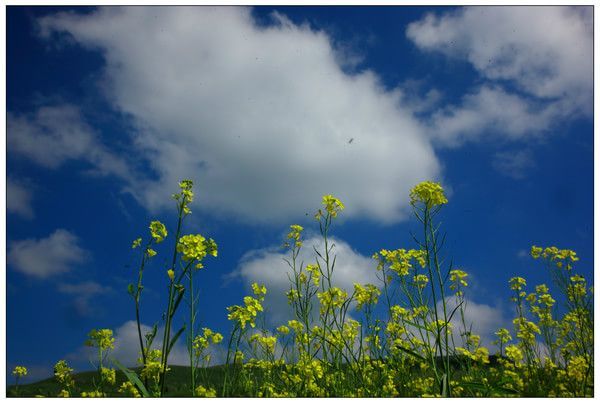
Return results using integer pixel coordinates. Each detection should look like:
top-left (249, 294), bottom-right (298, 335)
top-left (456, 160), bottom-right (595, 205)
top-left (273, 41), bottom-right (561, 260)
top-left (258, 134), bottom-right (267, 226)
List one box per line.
top-left (353, 283), bottom-right (380, 310)
top-left (173, 179), bottom-right (195, 215)
top-left (249, 334), bottom-right (278, 355)
top-left (140, 349), bottom-right (167, 386)
top-left (195, 385), bottom-right (217, 397)
top-left (118, 381), bottom-right (141, 398)
top-left (509, 276), bottom-right (527, 292)
top-left (321, 194), bottom-right (345, 218)
top-left (149, 220), bottom-right (168, 243)
top-left (317, 287), bottom-right (348, 314)
top-left (409, 181), bottom-right (448, 208)
top-left (100, 367), bottom-right (116, 385)
top-left (177, 234), bottom-right (218, 267)
top-left (374, 248), bottom-right (426, 276)
top-left (286, 224), bottom-right (304, 248)
top-left (85, 328), bottom-right (115, 350)
top-left (12, 366), bottom-right (27, 377)
top-left (227, 283), bottom-right (267, 329)
top-left (54, 360), bottom-right (74, 389)
top-left (192, 328), bottom-right (223, 358)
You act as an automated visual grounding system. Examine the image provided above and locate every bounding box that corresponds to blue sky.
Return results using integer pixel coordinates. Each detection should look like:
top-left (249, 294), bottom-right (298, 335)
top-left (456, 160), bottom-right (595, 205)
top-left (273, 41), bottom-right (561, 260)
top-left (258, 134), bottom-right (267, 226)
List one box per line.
top-left (6, 6), bottom-right (593, 382)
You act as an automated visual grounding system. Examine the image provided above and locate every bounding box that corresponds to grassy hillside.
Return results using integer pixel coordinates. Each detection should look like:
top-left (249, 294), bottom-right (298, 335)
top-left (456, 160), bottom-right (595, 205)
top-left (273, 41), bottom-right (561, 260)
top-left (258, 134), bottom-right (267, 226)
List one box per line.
top-left (7, 365), bottom-right (228, 397)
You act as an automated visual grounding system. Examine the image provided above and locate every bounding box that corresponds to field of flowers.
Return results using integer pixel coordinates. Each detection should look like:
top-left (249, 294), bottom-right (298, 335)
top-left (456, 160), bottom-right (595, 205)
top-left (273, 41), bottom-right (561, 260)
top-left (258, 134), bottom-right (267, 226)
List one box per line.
top-left (10, 180), bottom-right (593, 397)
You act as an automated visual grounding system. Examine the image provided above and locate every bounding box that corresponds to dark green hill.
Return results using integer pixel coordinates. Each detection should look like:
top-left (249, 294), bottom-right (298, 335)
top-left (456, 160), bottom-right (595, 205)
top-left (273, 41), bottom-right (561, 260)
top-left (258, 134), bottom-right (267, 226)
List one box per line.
top-left (7, 365), bottom-right (228, 397)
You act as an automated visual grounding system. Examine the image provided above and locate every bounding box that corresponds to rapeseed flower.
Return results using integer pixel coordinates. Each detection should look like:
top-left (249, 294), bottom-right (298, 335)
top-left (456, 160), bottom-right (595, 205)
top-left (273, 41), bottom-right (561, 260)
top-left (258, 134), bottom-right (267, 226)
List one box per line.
top-left (149, 221), bottom-right (167, 243)
top-left (409, 181), bottom-right (448, 207)
top-left (353, 283), bottom-right (380, 309)
top-left (100, 367), bottom-right (116, 385)
top-left (509, 276), bottom-right (527, 291)
top-left (85, 328), bottom-right (115, 350)
top-left (118, 381), bottom-right (141, 398)
top-left (286, 224), bottom-right (304, 248)
top-left (177, 234), bottom-right (217, 263)
top-left (321, 194), bottom-right (345, 218)
top-left (277, 325), bottom-right (290, 335)
top-left (12, 366), bottom-right (27, 377)
top-left (54, 360), bottom-right (74, 388)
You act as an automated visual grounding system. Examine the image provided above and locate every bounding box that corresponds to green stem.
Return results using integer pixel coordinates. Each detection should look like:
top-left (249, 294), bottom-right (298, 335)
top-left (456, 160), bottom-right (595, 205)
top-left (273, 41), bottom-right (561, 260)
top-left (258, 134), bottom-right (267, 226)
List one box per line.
top-left (159, 203), bottom-right (185, 396)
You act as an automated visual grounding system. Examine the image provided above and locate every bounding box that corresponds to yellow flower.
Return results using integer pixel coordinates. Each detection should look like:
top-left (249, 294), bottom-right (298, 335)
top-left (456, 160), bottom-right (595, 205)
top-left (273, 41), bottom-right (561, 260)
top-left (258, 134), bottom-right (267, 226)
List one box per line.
top-left (12, 366), bottom-right (27, 377)
top-left (167, 269), bottom-right (175, 281)
top-left (85, 329), bottom-right (115, 350)
top-left (118, 381), bottom-right (141, 397)
top-left (131, 237), bottom-right (142, 249)
top-left (374, 248), bottom-right (426, 276)
top-left (410, 181), bottom-right (448, 207)
top-left (286, 224), bottom-right (304, 248)
top-left (505, 345), bottom-right (523, 363)
top-left (353, 283), bottom-right (381, 309)
top-left (252, 282), bottom-right (267, 297)
top-left (449, 269), bottom-right (468, 289)
top-left (317, 287), bottom-right (348, 313)
top-left (54, 360), bottom-right (74, 387)
top-left (277, 325), bottom-right (290, 335)
top-left (509, 276), bottom-right (527, 291)
top-left (494, 328), bottom-right (512, 344)
top-left (149, 221), bottom-right (167, 243)
top-left (305, 264), bottom-right (321, 287)
top-left (177, 234), bottom-right (218, 263)
top-left (58, 389), bottom-right (70, 397)
top-left (195, 385), bottom-right (217, 398)
top-left (100, 367), bottom-right (116, 385)
top-left (321, 194), bottom-right (345, 218)
top-left (413, 274), bottom-right (429, 289)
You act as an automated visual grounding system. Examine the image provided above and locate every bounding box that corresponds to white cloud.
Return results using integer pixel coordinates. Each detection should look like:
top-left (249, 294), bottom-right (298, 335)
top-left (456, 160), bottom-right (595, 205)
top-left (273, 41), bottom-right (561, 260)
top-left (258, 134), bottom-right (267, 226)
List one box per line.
top-left (7, 178), bottom-right (34, 219)
top-left (492, 149), bottom-right (535, 179)
top-left (428, 85), bottom-right (554, 146)
top-left (7, 104), bottom-right (130, 178)
top-left (67, 320), bottom-right (191, 368)
top-left (407, 6), bottom-right (592, 145)
top-left (8, 229), bottom-right (88, 278)
top-left (234, 235), bottom-right (378, 325)
top-left (57, 281), bottom-right (114, 317)
top-left (37, 7), bottom-right (440, 224)
top-left (440, 296), bottom-right (510, 350)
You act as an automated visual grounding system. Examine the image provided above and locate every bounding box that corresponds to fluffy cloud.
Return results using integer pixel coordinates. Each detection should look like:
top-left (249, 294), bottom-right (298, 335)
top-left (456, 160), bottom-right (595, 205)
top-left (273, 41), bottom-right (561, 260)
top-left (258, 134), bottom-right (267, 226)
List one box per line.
top-left (111, 321), bottom-right (189, 367)
top-left (492, 149), bottom-right (535, 179)
top-left (234, 235), bottom-right (378, 325)
top-left (428, 85), bottom-right (555, 146)
top-left (7, 178), bottom-right (34, 219)
top-left (440, 296), bottom-right (510, 349)
top-left (8, 229), bottom-right (88, 278)
top-left (8, 104), bottom-right (130, 178)
top-left (37, 7), bottom-right (440, 224)
top-left (407, 6), bottom-right (592, 145)
top-left (67, 320), bottom-right (193, 368)
top-left (57, 281), bottom-right (114, 317)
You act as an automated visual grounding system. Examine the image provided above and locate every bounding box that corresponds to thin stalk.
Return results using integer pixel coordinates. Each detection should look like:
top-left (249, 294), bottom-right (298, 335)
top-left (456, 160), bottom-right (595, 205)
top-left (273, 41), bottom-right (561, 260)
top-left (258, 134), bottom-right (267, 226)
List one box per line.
top-left (159, 202), bottom-right (185, 396)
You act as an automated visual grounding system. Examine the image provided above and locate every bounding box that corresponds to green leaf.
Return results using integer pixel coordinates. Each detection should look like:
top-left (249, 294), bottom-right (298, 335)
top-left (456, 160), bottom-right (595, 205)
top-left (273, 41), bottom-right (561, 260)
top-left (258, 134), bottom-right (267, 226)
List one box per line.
top-left (170, 289), bottom-right (185, 317)
top-left (393, 344), bottom-right (426, 362)
top-left (441, 373), bottom-right (448, 397)
top-left (112, 359), bottom-right (150, 397)
top-left (145, 323), bottom-right (158, 349)
top-left (168, 325), bottom-right (186, 356)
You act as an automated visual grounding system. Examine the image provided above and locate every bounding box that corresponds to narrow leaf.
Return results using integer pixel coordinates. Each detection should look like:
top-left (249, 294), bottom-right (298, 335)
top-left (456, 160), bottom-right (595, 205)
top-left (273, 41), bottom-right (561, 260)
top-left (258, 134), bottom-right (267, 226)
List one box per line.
top-left (112, 359), bottom-right (150, 397)
top-left (168, 325), bottom-right (186, 356)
